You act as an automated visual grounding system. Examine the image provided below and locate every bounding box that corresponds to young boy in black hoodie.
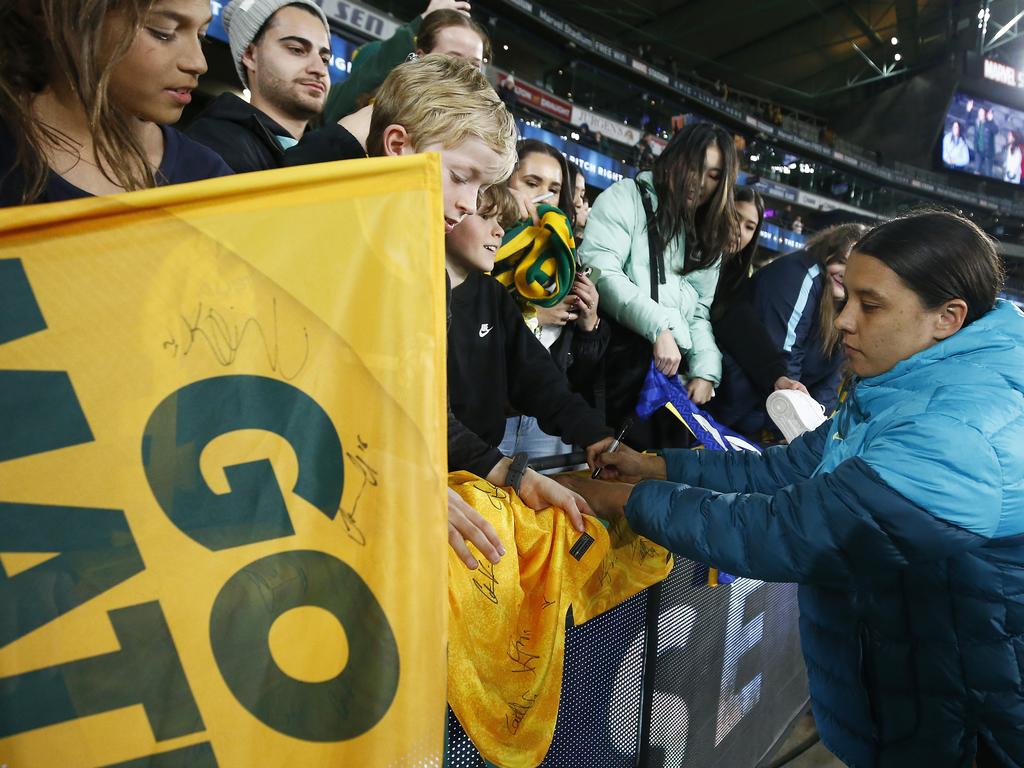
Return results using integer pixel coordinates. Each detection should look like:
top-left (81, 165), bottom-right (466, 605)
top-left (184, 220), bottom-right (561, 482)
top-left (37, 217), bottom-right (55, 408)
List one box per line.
top-left (361, 55), bottom-right (597, 569)
top-left (446, 183), bottom-right (615, 488)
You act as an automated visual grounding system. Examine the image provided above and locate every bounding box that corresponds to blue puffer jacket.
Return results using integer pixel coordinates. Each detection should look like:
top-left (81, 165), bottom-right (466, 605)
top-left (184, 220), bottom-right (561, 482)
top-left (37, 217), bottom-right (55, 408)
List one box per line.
top-left (627, 300), bottom-right (1024, 767)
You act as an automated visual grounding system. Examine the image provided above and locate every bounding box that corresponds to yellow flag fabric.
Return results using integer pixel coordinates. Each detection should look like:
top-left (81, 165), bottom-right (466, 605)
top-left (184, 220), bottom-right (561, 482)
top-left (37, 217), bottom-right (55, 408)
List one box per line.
top-left (0, 157), bottom-right (448, 767)
top-left (446, 472), bottom-right (672, 768)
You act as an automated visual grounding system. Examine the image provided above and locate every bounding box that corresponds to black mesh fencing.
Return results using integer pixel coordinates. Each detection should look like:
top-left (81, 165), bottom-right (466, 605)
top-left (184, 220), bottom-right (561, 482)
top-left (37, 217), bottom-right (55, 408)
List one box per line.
top-left (446, 557), bottom-right (807, 767)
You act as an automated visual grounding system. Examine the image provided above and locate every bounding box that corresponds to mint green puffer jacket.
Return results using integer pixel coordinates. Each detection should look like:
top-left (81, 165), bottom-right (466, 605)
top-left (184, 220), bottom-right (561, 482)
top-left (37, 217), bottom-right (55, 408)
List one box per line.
top-left (578, 172), bottom-right (722, 383)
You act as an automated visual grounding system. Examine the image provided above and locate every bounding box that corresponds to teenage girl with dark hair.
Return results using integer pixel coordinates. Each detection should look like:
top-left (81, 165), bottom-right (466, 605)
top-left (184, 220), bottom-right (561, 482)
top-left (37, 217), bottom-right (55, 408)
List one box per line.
top-left (320, 2), bottom-right (487, 124)
top-left (579, 121), bottom-right (739, 449)
top-left (578, 210), bottom-right (1024, 768)
top-left (566, 161), bottom-right (590, 243)
top-left (711, 221), bottom-right (868, 436)
top-left (708, 187), bottom-right (808, 432)
top-left (0, 0), bottom-right (231, 207)
top-left (507, 139), bottom-right (577, 228)
top-left (499, 139), bottom-right (608, 459)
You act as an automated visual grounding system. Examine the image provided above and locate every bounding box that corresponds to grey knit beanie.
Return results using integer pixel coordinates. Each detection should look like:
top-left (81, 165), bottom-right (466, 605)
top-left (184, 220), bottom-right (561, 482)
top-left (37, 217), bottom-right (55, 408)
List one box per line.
top-left (222, 0), bottom-right (330, 87)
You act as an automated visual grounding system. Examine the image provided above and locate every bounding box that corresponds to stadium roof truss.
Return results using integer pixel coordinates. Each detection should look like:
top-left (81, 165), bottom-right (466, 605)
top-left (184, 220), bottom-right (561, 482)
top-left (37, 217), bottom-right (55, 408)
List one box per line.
top-left (533, 0), bottom-right (962, 103)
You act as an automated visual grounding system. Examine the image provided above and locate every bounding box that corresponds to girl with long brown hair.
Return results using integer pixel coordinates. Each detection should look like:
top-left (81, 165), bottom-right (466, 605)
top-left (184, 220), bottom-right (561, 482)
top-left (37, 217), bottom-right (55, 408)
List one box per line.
top-left (0, 0), bottom-right (230, 207)
top-left (579, 121), bottom-right (739, 450)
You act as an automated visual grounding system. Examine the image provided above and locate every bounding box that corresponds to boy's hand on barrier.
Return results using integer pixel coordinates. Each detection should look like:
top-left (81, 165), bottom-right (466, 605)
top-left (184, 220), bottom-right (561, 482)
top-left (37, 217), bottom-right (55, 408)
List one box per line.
top-left (653, 329), bottom-right (682, 376)
top-left (519, 469), bottom-right (590, 533)
top-left (773, 376), bottom-right (809, 395)
top-left (555, 476), bottom-right (631, 523)
top-left (594, 442), bottom-right (666, 483)
top-left (448, 488), bottom-right (504, 570)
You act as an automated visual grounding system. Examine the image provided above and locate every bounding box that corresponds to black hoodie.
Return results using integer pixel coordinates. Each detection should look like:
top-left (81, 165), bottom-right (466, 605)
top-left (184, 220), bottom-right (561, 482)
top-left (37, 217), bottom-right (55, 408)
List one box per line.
top-left (186, 93), bottom-right (364, 174)
top-left (448, 271), bottom-right (612, 454)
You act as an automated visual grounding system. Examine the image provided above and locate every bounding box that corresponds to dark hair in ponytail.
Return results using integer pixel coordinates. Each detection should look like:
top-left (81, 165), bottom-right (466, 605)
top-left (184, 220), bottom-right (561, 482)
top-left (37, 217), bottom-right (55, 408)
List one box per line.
top-left (853, 211), bottom-right (1004, 327)
top-left (718, 185), bottom-right (764, 293)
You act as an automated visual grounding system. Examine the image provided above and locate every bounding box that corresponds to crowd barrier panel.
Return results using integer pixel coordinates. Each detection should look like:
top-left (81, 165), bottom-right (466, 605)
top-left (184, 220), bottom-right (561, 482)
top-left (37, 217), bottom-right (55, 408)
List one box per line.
top-left (447, 558), bottom-right (808, 767)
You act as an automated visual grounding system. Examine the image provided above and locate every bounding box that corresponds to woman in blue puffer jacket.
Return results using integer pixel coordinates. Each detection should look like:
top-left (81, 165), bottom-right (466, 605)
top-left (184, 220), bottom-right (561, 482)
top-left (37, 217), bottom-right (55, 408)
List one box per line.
top-left (568, 211), bottom-right (1024, 768)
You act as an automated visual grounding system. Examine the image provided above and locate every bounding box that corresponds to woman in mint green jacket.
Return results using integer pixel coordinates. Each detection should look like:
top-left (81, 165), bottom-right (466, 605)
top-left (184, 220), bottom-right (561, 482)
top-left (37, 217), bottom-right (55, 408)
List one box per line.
top-left (578, 123), bottom-right (738, 448)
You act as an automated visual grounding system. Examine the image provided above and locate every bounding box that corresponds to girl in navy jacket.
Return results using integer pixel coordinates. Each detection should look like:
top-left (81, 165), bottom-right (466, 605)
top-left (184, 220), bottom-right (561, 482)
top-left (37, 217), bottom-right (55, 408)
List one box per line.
top-left (713, 223), bottom-right (867, 436)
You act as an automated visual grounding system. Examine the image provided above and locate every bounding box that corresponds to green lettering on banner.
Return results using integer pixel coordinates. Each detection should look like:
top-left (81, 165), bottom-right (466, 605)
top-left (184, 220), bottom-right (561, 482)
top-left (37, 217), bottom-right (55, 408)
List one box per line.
top-left (209, 550), bottom-right (399, 741)
top-left (141, 375), bottom-right (344, 551)
top-left (0, 259), bottom-right (46, 343)
top-left (0, 601), bottom-right (205, 740)
top-left (102, 742), bottom-right (218, 767)
top-left (0, 259), bottom-right (94, 462)
top-left (0, 502), bottom-right (145, 648)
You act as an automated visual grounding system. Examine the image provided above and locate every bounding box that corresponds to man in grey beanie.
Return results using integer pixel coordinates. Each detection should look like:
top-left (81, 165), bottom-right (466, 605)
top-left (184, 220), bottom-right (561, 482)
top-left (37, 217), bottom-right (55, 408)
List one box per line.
top-left (187, 0), bottom-right (341, 173)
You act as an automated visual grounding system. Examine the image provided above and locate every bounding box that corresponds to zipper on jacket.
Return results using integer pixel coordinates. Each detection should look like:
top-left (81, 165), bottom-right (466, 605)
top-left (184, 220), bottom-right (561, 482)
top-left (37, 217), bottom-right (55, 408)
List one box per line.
top-left (857, 621), bottom-right (881, 743)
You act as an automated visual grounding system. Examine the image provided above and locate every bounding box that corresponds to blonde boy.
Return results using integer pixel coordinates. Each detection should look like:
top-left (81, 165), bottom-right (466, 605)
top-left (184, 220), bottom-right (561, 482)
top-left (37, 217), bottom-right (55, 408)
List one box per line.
top-left (357, 57), bottom-right (595, 567)
top-left (369, 54), bottom-right (517, 233)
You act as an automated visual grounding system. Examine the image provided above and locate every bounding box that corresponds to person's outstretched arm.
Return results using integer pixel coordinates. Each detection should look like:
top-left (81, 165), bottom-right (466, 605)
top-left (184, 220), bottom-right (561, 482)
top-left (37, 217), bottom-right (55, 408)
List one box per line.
top-left (595, 419), bottom-right (830, 493)
top-left (500, 286), bottom-right (612, 452)
top-left (624, 414), bottom-right (1000, 587)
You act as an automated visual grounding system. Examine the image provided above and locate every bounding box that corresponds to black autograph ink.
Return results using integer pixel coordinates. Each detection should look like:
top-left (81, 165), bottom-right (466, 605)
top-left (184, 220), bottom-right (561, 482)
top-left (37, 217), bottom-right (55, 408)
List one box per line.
top-left (507, 629), bottom-right (540, 674)
top-left (338, 443), bottom-right (379, 547)
top-left (505, 692), bottom-right (537, 734)
top-left (471, 480), bottom-right (509, 511)
top-left (631, 537), bottom-right (659, 563)
top-left (164, 297), bottom-right (310, 380)
top-left (472, 560), bottom-right (499, 605)
top-left (162, 329), bottom-right (180, 357)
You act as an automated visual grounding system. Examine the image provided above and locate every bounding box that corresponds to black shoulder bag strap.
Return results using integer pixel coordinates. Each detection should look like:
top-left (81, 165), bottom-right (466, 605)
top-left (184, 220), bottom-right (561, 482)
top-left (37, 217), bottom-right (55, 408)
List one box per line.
top-left (636, 180), bottom-right (666, 303)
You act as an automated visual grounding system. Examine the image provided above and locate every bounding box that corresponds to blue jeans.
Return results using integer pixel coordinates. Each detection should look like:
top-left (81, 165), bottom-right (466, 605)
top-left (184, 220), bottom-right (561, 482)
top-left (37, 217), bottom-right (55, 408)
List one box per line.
top-left (499, 415), bottom-right (573, 468)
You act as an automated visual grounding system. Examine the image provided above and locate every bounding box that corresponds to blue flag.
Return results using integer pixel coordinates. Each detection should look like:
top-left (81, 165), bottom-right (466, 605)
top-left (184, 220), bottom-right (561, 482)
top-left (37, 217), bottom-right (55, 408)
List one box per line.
top-left (636, 362), bottom-right (761, 455)
top-left (636, 362), bottom-right (762, 586)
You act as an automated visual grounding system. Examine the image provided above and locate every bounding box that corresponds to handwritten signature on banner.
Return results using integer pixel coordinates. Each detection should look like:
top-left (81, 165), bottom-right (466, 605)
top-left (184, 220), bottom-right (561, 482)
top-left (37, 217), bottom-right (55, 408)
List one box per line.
top-left (163, 298), bottom-right (310, 381)
top-left (339, 437), bottom-right (378, 546)
top-left (472, 481), bottom-right (511, 511)
top-left (170, 286), bottom-right (379, 548)
top-left (505, 692), bottom-right (538, 735)
top-left (472, 560), bottom-right (499, 605)
top-left (165, 297), bottom-right (381, 548)
top-left (507, 629), bottom-right (540, 674)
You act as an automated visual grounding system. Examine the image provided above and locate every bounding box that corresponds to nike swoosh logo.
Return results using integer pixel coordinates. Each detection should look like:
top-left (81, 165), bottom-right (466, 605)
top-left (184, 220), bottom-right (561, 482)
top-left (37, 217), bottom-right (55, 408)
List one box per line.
top-left (478, 324), bottom-right (493, 338)
top-left (832, 432), bottom-right (844, 440)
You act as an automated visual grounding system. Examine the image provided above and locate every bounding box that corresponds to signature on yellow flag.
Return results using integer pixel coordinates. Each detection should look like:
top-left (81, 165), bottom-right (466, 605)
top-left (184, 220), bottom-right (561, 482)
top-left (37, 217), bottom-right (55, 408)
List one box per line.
top-left (0, 157), bottom-right (448, 767)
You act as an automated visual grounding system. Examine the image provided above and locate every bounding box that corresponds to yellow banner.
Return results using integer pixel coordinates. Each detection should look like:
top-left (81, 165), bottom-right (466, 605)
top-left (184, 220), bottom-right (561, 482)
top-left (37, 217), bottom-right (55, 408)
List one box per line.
top-left (446, 472), bottom-right (672, 768)
top-left (0, 157), bottom-right (448, 767)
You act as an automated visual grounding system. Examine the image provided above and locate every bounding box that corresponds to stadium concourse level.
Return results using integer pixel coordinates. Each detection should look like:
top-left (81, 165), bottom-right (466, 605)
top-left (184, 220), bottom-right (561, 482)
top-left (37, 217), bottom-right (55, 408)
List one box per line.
top-left (324, 0), bottom-right (1024, 254)
top-left (2, 0), bottom-right (1024, 766)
